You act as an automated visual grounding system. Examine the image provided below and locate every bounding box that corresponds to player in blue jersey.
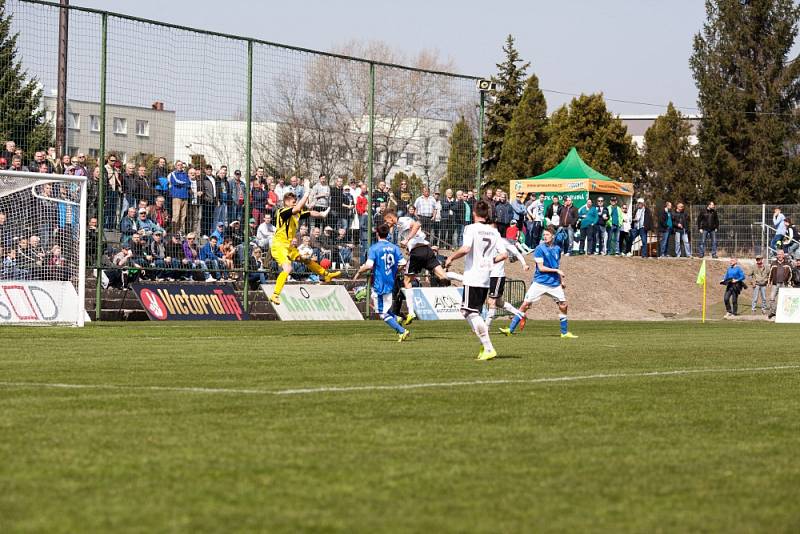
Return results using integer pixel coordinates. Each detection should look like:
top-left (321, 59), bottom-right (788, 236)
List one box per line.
top-left (500, 225), bottom-right (578, 339)
top-left (354, 223), bottom-right (411, 342)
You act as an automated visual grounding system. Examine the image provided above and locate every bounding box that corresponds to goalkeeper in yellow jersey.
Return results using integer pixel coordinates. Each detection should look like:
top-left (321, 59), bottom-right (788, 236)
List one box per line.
top-left (269, 178), bottom-right (340, 305)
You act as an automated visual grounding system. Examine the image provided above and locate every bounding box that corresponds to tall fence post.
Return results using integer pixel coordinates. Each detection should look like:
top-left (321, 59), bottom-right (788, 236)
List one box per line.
top-left (94, 12), bottom-right (107, 321)
top-left (242, 39), bottom-right (253, 311)
top-left (761, 203), bottom-right (766, 253)
top-left (365, 61), bottom-right (376, 318)
top-left (476, 89), bottom-right (485, 193)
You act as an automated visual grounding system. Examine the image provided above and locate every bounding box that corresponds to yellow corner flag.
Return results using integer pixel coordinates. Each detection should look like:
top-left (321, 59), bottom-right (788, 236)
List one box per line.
top-left (696, 259), bottom-right (706, 285)
top-left (696, 259), bottom-right (707, 323)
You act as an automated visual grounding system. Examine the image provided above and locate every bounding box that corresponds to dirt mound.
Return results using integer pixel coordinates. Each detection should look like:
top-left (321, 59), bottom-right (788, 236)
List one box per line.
top-left (447, 254), bottom-right (735, 321)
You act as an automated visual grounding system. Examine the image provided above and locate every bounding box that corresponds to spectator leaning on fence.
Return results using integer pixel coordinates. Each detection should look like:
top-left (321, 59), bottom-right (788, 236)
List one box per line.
top-left (697, 201), bottom-right (719, 258)
top-left (782, 217), bottom-right (797, 256)
top-left (750, 254), bottom-right (769, 314)
top-left (771, 207), bottom-right (786, 255)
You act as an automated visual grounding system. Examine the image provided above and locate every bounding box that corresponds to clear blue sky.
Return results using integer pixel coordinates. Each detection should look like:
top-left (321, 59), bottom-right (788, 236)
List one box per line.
top-left (60, 0), bottom-right (799, 115)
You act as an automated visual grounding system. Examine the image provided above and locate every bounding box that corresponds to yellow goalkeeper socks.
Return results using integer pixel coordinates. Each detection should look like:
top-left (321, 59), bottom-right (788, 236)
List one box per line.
top-left (274, 270), bottom-right (289, 296)
top-left (307, 261), bottom-right (326, 276)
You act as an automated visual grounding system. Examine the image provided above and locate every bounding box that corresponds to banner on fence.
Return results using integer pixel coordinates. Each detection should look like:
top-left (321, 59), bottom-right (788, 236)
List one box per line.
top-left (775, 288), bottom-right (800, 323)
top-left (402, 287), bottom-right (464, 320)
top-left (0, 281), bottom-right (88, 324)
top-left (262, 284), bottom-right (363, 321)
top-left (133, 283), bottom-right (247, 321)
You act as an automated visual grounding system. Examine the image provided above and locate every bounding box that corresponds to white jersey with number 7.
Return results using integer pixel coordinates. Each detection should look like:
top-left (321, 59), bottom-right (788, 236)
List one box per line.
top-left (461, 222), bottom-right (501, 288)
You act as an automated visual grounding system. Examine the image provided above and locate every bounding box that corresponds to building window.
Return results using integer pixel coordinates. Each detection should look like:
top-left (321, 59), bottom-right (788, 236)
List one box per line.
top-left (88, 148), bottom-right (99, 159)
top-left (45, 111), bottom-right (55, 124)
top-left (438, 156), bottom-right (448, 164)
top-left (388, 151), bottom-right (399, 164)
top-left (113, 117), bottom-right (127, 135)
top-left (135, 120), bottom-right (149, 137)
top-left (438, 128), bottom-right (448, 137)
top-left (67, 112), bottom-right (80, 130)
top-left (405, 152), bottom-right (415, 165)
top-left (89, 115), bottom-right (100, 132)
top-left (68, 146), bottom-right (79, 156)
top-left (337, 145), bottom-right (348, 160)
top-left (118, 152), bottom-right (127, 163)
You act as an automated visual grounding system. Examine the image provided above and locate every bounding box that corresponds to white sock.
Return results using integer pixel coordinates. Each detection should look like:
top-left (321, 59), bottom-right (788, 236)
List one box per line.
top-left (503, 301), bottom-right (523, 318)
top-left (485, 307), bottom-right (496, 327)
top-left (466, 313), bottom-right (494, 352)
top-left (446, 271), bottom-right (463, 282)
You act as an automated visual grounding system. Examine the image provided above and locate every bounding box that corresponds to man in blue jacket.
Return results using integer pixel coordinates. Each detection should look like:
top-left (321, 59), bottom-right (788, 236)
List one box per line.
top-left (722, 257), bottom-right (746, 318)
top-left (168, 160), bottom-right (191, 234)
top-left (199, 235), bottom-right (225, 280)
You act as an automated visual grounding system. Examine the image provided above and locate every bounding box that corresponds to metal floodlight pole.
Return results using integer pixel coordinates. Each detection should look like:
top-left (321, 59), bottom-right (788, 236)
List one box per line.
top-left (243, 39), bottom-right (253, 311)
top-left (94, 12), bottom-right (107, 321)
top-left (476, 89), bottom-right (485, 194)
top-left (56, 0), bottom-right (69, 156)
top-left (365, 62), bottom-right (376, 318)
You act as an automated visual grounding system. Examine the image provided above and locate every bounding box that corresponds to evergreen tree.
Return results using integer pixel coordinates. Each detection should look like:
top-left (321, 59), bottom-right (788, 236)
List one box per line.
top-left (483, 35), bottom-right (529, 179)
top-left (439, 117), bottom-right (476, 193)
top-left (493, 73), bottom-right (548, 188)
top-left (0, 0), bottom-right (52, 156)
top-left (690, 0), bottom-right (800, 203)
top-left (641, 103), bottom-right (707, 204)
top-left (542, 93), bottom-right (640, 180)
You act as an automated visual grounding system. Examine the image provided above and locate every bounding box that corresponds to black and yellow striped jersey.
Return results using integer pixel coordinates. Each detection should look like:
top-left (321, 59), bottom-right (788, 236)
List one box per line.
top-left (273, 207), bottom-right (311, 247)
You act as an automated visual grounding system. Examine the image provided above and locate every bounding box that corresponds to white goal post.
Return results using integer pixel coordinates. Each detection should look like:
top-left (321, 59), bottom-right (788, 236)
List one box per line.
top-left (0, 169), bottom-right (88, 326)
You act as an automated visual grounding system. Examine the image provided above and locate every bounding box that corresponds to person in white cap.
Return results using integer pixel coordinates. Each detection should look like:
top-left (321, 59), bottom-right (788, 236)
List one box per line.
top-left (631, 198), bottom-right (654, 257)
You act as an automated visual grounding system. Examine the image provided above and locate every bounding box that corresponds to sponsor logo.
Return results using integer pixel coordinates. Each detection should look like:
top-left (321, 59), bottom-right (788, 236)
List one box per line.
top-left (284, 286), bottom-right (347, 314)
top-left (262, 284), bottom-right (363, 321)
top-left (0, 281), bottom-right (84, 323)
top-left (404, 287), bottom-right (464, 320)
top-left (139, 288), bottom-right (168, 320)
top-left (133, 283), bottom-right (247, 321)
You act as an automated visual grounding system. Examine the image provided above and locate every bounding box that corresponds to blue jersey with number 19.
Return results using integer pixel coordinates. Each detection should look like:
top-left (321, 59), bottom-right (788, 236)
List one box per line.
top-left (368, 239), bottom-right (403, 295)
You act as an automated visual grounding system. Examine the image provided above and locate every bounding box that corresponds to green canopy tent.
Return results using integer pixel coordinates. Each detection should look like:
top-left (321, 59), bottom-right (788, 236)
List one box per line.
top-left (509, 147), bottom-right (635, 212)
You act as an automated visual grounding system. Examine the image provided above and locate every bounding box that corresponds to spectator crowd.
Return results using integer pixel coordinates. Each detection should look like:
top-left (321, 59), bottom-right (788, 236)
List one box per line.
top-left (2, 140), bottom-right (799, 290)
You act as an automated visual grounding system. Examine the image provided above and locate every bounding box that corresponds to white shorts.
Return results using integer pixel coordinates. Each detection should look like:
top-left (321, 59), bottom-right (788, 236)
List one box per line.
top-left (372, 292), bottom-right (393, 316)
top-left (523, 281), bottom-right (566, 304)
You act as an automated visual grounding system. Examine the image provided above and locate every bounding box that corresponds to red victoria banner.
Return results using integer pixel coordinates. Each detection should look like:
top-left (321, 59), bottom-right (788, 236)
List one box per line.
top-left (132, 283), bottom-right (247, 321)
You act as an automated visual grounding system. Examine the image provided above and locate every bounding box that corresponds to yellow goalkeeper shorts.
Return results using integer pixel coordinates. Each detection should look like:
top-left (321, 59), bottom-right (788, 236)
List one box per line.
top-left (271, 244), bottom-right (300, 266)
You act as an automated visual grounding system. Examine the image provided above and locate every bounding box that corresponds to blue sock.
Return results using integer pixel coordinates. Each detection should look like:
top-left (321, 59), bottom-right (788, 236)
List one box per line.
top-left (385, 315), bottom-right (406, 334)
top-left (509, 314), bottom-right (522, 333)
top-left (559, 315), bottom-right (568, 335)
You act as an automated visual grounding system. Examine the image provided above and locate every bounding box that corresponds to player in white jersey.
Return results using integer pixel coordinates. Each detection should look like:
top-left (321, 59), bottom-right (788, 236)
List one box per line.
top-left (383, 209), bottom-right (451, 324)
top-left (444, 201), bottom-right (507, 360)
top-left (485, 235), bottom-right (529, 328)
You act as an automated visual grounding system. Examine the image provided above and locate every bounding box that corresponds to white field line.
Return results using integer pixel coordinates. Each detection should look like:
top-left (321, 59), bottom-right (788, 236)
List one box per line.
top-left (0, 365), bottom-right (797, 397)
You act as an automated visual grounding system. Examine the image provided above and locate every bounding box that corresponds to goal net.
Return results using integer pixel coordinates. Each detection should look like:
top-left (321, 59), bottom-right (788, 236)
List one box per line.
top-left (0, 169), bottom-right (88, 326)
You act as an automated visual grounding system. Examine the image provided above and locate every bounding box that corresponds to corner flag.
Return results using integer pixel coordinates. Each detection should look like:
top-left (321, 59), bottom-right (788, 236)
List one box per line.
top-left (696, 259), bottom-right (706, 285)
top-left (696, 259), bottom-right (707, 323)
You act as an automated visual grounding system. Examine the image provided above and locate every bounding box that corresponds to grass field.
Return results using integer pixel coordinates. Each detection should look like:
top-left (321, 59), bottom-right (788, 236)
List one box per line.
top-left (1, 320), bottom-right (799, 533)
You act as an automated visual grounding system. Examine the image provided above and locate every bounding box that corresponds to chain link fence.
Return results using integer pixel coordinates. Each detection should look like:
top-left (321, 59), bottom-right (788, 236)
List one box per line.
top-left (3, 0), bottom-right (484, 317)
top-left (688, 204), bottom-right (800, 258)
